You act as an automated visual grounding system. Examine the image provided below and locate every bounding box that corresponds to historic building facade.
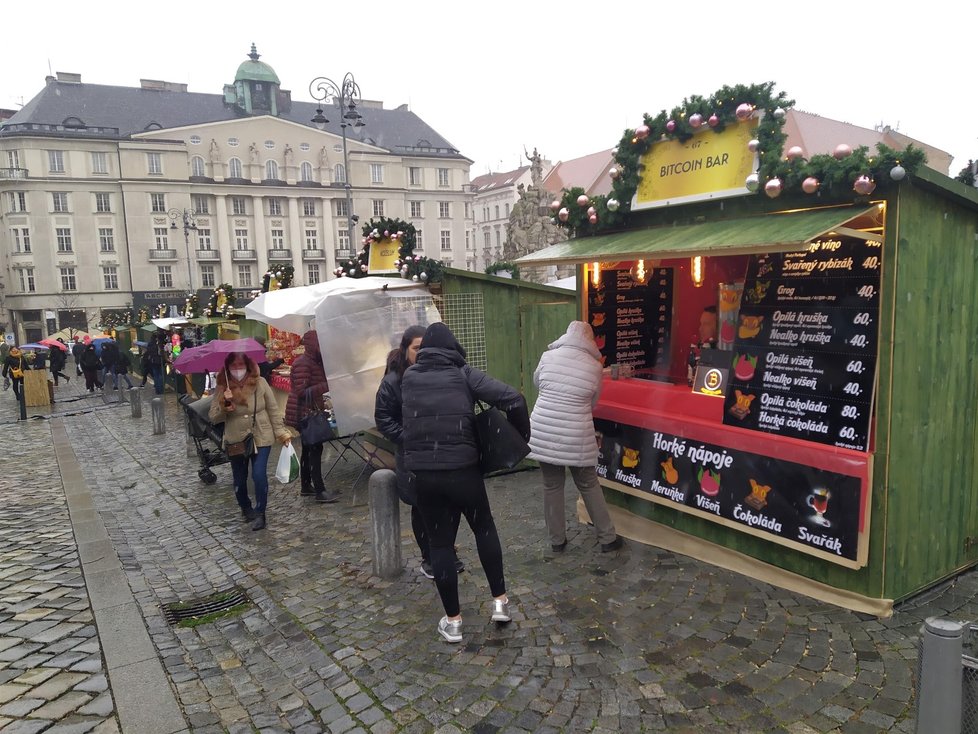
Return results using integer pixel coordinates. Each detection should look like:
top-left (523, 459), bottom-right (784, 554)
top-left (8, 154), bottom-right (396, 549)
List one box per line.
top-left (0, 47), bottom-right (475, 341)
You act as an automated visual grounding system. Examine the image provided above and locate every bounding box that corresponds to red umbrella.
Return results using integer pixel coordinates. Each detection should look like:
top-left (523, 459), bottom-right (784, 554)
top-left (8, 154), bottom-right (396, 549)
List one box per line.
top-left (39, 338), bottom-right (69, 351)
top-left (173, 338), bottom-right (267, 374)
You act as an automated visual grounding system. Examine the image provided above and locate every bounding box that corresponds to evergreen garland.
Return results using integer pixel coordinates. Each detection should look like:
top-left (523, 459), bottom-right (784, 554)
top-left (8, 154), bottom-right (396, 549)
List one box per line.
top-left (205, 284), bottom-right (237, 318)
top-left (99, 308), bottom-right (132, 329)
top-left (263, 263), bottom-right (295, 291)
top-left (485, 261), bottom-right (520, 279)
top-left (332, 217), bottom-right (442, 283)
top-left (183, 293), bottom-right (201, 319)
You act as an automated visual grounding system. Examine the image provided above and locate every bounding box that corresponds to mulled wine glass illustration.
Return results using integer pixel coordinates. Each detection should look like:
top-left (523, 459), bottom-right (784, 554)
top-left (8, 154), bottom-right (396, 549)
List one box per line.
top-left (806, 488), bottom-right (831, 527)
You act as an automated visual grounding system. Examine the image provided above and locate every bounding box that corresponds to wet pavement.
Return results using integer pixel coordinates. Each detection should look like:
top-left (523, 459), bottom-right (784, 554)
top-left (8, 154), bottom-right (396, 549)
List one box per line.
top-left (1, 381), bottom-right (977, 732)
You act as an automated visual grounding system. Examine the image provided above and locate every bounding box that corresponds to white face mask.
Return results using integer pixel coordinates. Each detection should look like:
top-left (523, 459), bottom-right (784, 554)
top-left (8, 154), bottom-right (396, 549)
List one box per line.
top-left (230, 368), bottom-right (247, 381)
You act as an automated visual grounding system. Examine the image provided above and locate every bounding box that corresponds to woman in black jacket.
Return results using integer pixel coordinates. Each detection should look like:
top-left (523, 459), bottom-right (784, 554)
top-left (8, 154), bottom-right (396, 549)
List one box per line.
top-left (78, 344), bottom-right (103, 392)
top-left (400, 323), bottom-right (530, 644)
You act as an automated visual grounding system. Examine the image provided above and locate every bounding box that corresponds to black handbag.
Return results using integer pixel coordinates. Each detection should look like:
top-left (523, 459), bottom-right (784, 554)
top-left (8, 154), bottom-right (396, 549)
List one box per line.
top-left (225, 393), bottom-right (256, 457)
top-left (298, 388), bottom-right (335, 445)
top-left (474, 401), bottom-right (529, 475)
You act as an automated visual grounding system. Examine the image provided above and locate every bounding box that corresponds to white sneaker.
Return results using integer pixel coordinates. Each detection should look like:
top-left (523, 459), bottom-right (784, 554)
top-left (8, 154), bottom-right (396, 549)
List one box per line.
top-left (491, 598), bottom-right (511, 623)
top-left (438, 616), bottom-right (462, 643)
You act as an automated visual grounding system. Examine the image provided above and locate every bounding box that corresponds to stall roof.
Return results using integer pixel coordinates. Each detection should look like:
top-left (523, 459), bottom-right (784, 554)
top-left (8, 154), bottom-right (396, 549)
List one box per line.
top-left (516, 204), bottom-right (879, 266)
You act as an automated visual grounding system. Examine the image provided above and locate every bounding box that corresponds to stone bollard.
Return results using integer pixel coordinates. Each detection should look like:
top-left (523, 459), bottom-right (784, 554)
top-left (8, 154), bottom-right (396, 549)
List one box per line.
top-left (129, 388), bottom-right (142, 418)
top-left (369, 469), bottom-right (402, 579)
top-left (915, 617), bottom-right (963, 733)
top-left (151, 397), bottom-right (165, 435)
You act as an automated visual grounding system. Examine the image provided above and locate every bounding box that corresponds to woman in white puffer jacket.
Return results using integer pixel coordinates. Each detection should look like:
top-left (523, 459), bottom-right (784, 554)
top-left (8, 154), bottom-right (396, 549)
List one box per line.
top-left (528, 321), bottom-right (623, 553)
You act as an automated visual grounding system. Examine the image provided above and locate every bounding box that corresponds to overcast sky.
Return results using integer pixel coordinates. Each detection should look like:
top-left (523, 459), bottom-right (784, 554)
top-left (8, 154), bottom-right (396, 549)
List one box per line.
top-left (3, 1), bottom-right (975, 179)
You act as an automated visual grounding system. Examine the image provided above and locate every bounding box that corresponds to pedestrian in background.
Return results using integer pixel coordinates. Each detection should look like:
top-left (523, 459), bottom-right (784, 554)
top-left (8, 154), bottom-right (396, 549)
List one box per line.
top-left (100, 340), bottom-right (120, 389)
top-left (71, 339), bottom-right (84, 376)
top-left (375, 325), bottom-right (464, 579)
top-left (400, 322), bottom-right (530, 643)
top-left (78, 344), bottom-right (103, 392)
top-left (285, 329), bottom-right (339, 503)
top-left (528, 321), bottom-right (622, 553)
top-left (49, 344), bottom-right (71, 386)
top-left (2, 346), bottom-right (27, 398)
top-left (209, 352), bottom-right (291, 531)
top-left (146, 333), bottom-right (166, 395)
top-left (111, 345), bottom-right (133, 390)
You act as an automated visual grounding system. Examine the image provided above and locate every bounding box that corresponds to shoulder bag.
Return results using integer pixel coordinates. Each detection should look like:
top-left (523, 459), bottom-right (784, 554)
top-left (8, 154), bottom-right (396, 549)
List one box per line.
top-left (474, 400), bottom-right (530, 475)
top-left (297, 387), bottom-right (336, 445)
top-left (225, 392), bottom-right (256, 457)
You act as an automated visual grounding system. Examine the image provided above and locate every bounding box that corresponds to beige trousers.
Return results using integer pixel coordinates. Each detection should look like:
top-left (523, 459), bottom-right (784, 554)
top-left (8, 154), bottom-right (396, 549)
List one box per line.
top-left (539, 462), bottom-right (617, 546)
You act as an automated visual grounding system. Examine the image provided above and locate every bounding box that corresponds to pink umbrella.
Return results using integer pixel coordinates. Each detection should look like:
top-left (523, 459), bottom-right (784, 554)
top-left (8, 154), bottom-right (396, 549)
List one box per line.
top-left (173, 338), bottom-right (267, 374)
top-left (39, 338), bottom-right (69, 351)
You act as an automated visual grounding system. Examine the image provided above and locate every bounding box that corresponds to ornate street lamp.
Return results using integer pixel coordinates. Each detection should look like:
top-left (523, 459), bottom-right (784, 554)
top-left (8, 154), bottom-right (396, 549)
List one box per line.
top-left (168, 208), bottom-right (198, 292)
top-left (309, 73), bottom-right (365, 259)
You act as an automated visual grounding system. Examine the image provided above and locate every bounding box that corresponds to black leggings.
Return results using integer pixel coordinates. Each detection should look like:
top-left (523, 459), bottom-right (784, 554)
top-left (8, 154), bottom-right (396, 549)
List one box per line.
top-left (415, 466), bottom-right (505, 617)
top-left (300, 442), bottom-right (325, 491)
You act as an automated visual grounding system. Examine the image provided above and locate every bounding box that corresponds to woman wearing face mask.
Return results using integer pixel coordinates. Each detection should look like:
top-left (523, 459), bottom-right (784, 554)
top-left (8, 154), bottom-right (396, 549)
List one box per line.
top-left (209, 352), bottom-right (291, 530)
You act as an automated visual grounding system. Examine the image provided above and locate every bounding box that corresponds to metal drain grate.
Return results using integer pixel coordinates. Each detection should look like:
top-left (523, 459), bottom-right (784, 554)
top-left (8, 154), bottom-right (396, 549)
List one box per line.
top-left (162, 587), bottom-right (250, 626)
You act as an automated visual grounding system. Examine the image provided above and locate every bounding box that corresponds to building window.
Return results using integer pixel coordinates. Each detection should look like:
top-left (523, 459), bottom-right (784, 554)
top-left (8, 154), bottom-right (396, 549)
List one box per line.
top-left (302, 199), bottom-right (316, 217)
top-left (409, 167), bottom-right (422, 186)
top-left (237, 265), bottom-right (252, 287)
top-left (231, 197), bottom-right (246, 215)
top-left (102, 266), bottom-right (119, 290)
top-left (437, 168), bottom-right (449, 186)
top-left (228, 137), bottom-right (239, 147)
top-left (416, 229), bottom-right (423, 249)
top-left (18, 268), bottom-right (36, 293)
top-left (150, 193), bottom-right (166, 213)
top-left (191, 194), bottom-right (209, 214)
top-left (154, 227), bottom-right (169, 249)
top-left (495, 205), bottom-right (500, 219)
top-left (228, 157), bottom-right (243, 178)
top-left (484, 232), bottom-right (491, 249)
top-left (334, 163), bottom-right (346, 184)
top-left (265, 160), bottom-right (279, 180)
top-left (91, 152), bottom-right (108, 174)
top-left (372, 200), bottom-right (384, 217)
top-left (147, 152), bottom-right (162, 175)
top-left (440, 230), bottom-right (452, 251)
top-left (56, 228), bottom-right (73, 252)
top-left (158, 265), bottom-right (172, 288)
top-left (465, 231), bottom-right (471, 250)
top-left (307, 264), bottom-right (321, 284)
top-left (300, 161), bottom-right (313, 181)
top-left (335, 199), bottom-right (349, 217)
top-left (370, 164), bottom-right (384, 184)
top-left (234, 229), bottom-right (249, 249)
top-left (267, 198), bottom-right (283, 216)
top-left (191, 156), bottom-right (206, 177)
top-left (505, 203), bottom-right (510, 217)
top-left (7, 151), bottom-right (20, 169)
top-left (8, 192), bottom-right (27, 213)
top-left (11, 228), bottom-right (31, 252)
top-left (304, 230), bottom-right (318, 249)
top-left (270, 229), bottom-right (285, 248)
top-left (495, 229), bottom-right (501, 247)
top-left (337, 228), bottom-right (350, 250)
top-left (264, 140), bottom-right (275, 150)
top-left (189, 135), bottom-right (201, 145)
top-left (60, 266), bottom-right (77, 291)
top-left (464, 202), bottom-right (471, 219)
top-left (52, 192), bottom-right (69, 212)
top-left (439, 201), bottom-right (450, 218)
top-left (200, 265), bottom-right (215, 287)
top-left (98, 228), bottom-right (114, 252)
top-left (95, 192), bottom-right (111, 213)
top-left (197, 228), bottom-right (212, 249)
top-left (48, 150), bottom-right (65, 173)
top-left (410, 201), bottom-right (422, 218)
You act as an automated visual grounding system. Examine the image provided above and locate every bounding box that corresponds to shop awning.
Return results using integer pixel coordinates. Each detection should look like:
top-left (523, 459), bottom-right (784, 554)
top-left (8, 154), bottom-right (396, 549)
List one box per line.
top-left (187, 317), bottom-right (229, 326)
top-left (516, 205), bottom-right (880, 266)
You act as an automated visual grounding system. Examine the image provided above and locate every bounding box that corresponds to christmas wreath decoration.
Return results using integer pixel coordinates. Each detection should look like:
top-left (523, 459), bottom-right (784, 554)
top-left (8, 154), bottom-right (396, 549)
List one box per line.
top-left (204, 283), bottom-right (237, 318)
top-left (183, 293), bottom-right (201, 319)
top-left (154, 303), bottom-right (169, 319)
top-left (485, 261), bottom-right (520, 279)
top-left (263, 263), bottom-right (295, 292)
top-left (333, 217), bottom-right (442, 283)
top-left (551, 82), bottom-right (926, 237)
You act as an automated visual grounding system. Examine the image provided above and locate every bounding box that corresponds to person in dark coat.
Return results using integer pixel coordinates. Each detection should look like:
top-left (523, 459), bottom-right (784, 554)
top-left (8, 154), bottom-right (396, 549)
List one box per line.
top-left (49, 345), bottom-right (70, 386)
top-left (146, 333), bottom-right (166, 395)
top-left (2, 347), bottom-right (27, 398)
top-left (32, 349), bottom-right (47, 371)
top-left (284, 330), bottom-right (338, 503)
top-left (375, 325), bottom-right (464, 579)
top-left (111, 345), bottom-right (133, 390)
top-left (400, 322), bottom-right (530, 644)
top-left (99, 340), bottom-right (120, 389)
top-left (71, 339), bottom-right (85, 375)
top-left (78, 344), bottom-right (103, 392)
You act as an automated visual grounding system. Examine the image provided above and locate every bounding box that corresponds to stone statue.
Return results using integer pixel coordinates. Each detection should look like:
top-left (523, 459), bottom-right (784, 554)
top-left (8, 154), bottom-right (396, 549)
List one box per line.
top-left (318, 146), bottom-right (329, 169)
top-left (249, 143), bottom-right (259, 164)
top-left (209, 139), bottom-right (220, 163)
top-left (502, 166), bottom-right (567, 281)
top-left (284, 144), bottom-right (294, 167)
top-left (524, 146), bottom-right (544, 188)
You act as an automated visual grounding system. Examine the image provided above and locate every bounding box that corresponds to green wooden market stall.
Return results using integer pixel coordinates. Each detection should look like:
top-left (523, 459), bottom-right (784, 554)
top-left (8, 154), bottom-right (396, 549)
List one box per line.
top-left (517, 83), bottom-right (978, 615)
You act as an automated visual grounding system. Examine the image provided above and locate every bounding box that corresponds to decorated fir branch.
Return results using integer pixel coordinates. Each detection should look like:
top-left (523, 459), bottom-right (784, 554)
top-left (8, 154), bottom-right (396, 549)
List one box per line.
top-left (551, 82), bottom-right (926, 237)
top-left (333, 216), bottom-right (443, 283)
top-left (485, 261), bottom-right (520, 279)
top-left (204, 283), bottom-right (237, 318)
top-left (155, 303), bottom-right (169, 319)
top-left (135, 307), bottom-right (151, 326)
top-left (262, 263), bottom-right (294, 292)
top-left (99, 308), bottom-right (133, 330)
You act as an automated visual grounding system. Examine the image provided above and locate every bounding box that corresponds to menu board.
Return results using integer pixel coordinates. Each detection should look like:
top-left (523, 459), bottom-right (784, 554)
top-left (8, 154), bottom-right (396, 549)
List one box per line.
top-left (722, 236), bottom-right (881, 451)
top-left (587, 267), bottom-right (673, 370)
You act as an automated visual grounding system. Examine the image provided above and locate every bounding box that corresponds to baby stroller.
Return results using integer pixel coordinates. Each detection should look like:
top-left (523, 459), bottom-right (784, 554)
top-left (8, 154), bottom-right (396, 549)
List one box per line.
top-left (179, 393), bottom-right (228, 484)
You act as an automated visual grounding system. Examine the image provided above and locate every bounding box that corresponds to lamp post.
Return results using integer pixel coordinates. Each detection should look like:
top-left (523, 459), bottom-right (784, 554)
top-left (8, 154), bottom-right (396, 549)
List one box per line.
top-left (168, 208), bottom-right (198, 293)
top-left (309, 73), bottom-right (365, 260)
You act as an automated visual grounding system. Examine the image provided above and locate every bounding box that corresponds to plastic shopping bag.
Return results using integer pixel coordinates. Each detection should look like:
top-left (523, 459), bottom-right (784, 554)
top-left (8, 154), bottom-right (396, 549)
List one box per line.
top-left (275, 442), bottom-right (300, 484)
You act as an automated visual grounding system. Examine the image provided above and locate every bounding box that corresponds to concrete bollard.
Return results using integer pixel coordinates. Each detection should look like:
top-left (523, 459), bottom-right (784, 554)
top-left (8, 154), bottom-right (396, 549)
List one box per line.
top-left (129, 388), bottom-right (142, 418)
top-left (916, 617), bottom-right (963, 733)
top-left (369, 469), bottom-right (402, 579)
top-left (151, 397), bottom-right (165, 435)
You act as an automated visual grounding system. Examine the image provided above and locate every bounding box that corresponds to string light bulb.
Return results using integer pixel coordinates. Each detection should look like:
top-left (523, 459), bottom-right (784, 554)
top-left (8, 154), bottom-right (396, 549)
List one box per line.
top-left (629, 259), bottom-right (649, 285)
top-left (691, 256), bottom-right (705, 287)
top-left (590, 262), bottom-right (602, 288)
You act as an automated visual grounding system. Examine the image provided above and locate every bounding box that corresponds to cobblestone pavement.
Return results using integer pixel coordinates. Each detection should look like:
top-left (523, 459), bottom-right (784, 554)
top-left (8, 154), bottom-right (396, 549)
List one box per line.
top-left (8, 386), bottom-right (978, 732)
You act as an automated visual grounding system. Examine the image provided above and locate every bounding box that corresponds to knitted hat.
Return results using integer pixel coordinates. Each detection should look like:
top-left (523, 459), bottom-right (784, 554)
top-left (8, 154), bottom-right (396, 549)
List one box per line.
top-left (420, 322), bottom-right (466, 358)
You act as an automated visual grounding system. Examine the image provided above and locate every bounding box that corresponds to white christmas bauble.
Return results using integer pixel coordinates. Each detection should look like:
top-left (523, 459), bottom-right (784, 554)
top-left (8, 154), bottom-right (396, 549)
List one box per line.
top-left (890, 165), bottom-right (906, 181)
top-left (745, 173), bottom-right (760, 192)
top-left (764, 178), bottom-right (783, 198)
top-left (607, 198), bottom-right (620, 212)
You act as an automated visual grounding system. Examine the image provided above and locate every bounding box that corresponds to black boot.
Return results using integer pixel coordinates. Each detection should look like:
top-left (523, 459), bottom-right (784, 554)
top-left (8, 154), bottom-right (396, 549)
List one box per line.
top-left (251, 513), bottom-right (266, 531)
top-left (315, 489), bottom-right (340, 503)
top-left (241, 508), bottom-right (257, 522)
top-left (300, 482), bottom-right (315, 496)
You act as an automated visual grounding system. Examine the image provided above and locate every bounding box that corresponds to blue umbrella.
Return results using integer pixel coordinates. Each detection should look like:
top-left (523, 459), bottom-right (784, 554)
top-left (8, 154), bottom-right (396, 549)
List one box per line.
top-left (18, 343), bottom-right (50, 351)
top-left (91, 337), bottom-right (114, 356)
